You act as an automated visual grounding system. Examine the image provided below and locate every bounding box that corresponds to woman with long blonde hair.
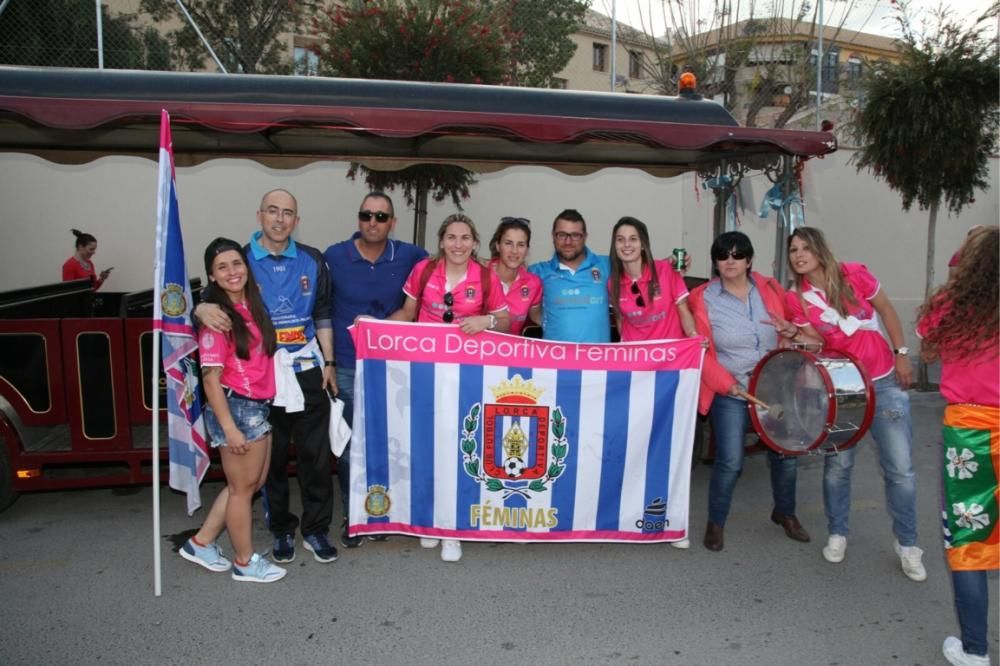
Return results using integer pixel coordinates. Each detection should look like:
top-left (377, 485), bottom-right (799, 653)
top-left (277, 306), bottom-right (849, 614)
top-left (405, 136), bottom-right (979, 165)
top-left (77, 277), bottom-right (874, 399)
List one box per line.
top-left (391, 213), bottom-right (510, 562)
top-left (785, 226), bottom-right (925, 581)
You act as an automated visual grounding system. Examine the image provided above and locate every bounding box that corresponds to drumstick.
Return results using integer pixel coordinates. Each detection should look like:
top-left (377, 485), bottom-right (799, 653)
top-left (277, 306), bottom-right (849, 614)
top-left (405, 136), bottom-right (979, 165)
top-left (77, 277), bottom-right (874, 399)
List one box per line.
top-left (735, 388), bottom-right (785, 420)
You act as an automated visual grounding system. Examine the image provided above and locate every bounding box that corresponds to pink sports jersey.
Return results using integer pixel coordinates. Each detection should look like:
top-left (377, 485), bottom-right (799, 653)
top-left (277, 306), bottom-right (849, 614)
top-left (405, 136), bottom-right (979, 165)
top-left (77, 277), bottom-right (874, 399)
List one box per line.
top-left (403, 258), bottom-right (508, 324)
top-left (198, 301), bottom-right (275, 400)
top-left (785, 262), bottom-right (894, 380)
top-left (613, 259), bottom-right (690, 342)
top-left (917, 306), bottom-right (999, 406)
top-left (490, 260), bottom-right (542, 335)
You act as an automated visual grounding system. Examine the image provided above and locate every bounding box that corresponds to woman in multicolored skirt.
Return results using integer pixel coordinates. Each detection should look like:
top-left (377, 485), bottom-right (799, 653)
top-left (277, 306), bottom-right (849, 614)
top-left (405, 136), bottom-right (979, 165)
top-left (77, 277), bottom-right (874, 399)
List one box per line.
top-left (917, 225), bottom-right (998, 666)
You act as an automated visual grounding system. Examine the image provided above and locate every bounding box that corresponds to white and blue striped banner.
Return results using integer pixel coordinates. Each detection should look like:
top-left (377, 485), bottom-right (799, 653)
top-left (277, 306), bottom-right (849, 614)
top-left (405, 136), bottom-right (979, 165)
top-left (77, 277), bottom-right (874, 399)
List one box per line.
top-left (348, 320), bottom-right (703, 543)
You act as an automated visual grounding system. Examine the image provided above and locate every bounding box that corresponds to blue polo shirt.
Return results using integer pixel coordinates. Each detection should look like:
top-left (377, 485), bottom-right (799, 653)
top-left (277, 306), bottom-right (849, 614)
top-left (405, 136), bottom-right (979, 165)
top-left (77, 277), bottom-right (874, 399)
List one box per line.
top-left (324, 233), bottom-right (428, 370)
top-left (247, 232), bottom-right (331, 369)
top-left (529, 247), bottom-right (612, 343)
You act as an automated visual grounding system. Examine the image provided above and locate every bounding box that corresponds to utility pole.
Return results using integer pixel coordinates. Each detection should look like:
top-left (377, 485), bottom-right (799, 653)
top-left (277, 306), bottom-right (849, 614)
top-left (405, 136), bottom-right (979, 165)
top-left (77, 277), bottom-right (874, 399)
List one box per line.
top-left (95, 0), bottom-right (104, 69)
top-left (610, 0), bottom-right (617, 92)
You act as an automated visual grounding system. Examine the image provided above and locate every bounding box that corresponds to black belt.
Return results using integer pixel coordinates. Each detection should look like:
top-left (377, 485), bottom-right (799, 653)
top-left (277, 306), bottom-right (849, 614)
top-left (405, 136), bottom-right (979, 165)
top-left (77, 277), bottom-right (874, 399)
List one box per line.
top-left (223, 386), bottom-right (272, 405)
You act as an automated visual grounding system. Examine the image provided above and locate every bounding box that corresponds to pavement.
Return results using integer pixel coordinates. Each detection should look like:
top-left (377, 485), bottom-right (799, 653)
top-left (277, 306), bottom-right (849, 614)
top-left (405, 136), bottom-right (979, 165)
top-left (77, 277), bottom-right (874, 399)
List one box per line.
top-left (0, 389), bottom-right (997, 666)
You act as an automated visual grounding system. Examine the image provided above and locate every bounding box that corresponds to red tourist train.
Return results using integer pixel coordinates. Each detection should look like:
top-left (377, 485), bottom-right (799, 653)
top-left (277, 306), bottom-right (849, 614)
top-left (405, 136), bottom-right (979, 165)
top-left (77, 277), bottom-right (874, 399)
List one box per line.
top-left (0, 66), bottom-right (835, 510)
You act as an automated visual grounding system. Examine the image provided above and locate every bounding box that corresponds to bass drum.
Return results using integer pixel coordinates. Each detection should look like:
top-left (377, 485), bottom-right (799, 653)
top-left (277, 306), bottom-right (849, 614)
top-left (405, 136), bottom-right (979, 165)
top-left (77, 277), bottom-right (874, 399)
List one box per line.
top-left (747, 349), bottom-right (875, 456)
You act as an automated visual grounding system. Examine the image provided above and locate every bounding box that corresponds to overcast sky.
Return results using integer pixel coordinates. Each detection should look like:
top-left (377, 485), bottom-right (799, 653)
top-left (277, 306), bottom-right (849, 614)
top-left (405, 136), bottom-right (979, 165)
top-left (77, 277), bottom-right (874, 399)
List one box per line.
top-left (592, 0), bottom-right (998, 39)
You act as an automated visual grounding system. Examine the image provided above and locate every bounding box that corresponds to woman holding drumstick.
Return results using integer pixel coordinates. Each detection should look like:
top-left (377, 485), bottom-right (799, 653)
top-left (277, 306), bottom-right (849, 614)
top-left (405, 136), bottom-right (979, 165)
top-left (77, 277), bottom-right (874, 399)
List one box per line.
top-left (688, 231), bottom-right (812, 552)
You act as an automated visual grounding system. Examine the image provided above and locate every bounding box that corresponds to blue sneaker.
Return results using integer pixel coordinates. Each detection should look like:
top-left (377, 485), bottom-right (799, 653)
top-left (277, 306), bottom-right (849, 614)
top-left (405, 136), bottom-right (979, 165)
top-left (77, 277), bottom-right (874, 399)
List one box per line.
top-left (179, 538), bottom-right (231, 572)
top-left (231, 553), bottom-right (286, 583)
top-left (303, 533), bottom-right (338, 563)
top-left (272, 533), bottom-right (295, 563)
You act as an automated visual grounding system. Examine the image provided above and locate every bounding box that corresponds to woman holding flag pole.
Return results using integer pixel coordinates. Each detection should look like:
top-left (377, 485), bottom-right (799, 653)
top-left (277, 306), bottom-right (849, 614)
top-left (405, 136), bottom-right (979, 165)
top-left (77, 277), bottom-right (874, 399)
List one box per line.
top-left (179, 238), bottom-right (285, 583)
top-left (390, 213), bottom-right (510, 562)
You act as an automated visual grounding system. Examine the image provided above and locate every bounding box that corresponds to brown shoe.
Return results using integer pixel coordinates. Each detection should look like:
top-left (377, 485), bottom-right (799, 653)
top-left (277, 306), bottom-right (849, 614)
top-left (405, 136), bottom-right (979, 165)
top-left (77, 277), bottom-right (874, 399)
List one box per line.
top-left (770, 510), bottom-right (811, 543)
top-left (703, 522), bottom-right (724, 551)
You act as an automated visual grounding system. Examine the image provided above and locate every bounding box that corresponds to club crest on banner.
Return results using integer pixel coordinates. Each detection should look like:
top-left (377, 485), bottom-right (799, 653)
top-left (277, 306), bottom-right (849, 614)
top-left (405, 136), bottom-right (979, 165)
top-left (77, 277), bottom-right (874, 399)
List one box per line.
top-left (160, 283), bottom-right (187, 317)
top-left (460, 374), bottom-right (568, 497)
top-left (364, 484), bottom-right (391, 517)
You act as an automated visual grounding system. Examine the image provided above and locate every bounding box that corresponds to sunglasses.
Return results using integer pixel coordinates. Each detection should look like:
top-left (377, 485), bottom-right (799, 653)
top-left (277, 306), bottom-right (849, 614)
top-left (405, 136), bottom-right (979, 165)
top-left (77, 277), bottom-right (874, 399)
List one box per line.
top-left (442, 292), bottom-right (455, 323)
top-left (501, 216), bottom-right (531, 227)
top-left (712, 250), bottom-right (749, 261)
top-left (358, 210), bottom-right (392, 223)
top-left (630, 281), bottom-right (645, 308)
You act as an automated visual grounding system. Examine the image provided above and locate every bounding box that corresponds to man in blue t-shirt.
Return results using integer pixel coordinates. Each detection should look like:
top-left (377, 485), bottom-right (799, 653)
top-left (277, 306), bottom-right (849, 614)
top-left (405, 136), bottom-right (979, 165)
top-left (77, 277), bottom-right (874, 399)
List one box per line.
top-left (196, 189), bottom-right (339, 565)
top-left (324, 191), bottom-right (427, 547)
top-left (529, 209), bottom-right (612, 343)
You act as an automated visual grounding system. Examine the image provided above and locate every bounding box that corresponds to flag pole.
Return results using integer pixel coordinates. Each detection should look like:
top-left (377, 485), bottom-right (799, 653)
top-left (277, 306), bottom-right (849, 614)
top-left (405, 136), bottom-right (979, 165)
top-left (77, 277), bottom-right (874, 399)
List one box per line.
top-left (151, 108), bottom-right (169, 598)
top-left (152, 321), bottom-right (162, 597)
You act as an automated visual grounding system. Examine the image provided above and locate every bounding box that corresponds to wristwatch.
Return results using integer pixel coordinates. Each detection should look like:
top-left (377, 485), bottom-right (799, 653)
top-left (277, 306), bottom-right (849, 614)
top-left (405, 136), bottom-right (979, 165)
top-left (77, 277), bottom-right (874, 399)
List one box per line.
top-left (893, 347), bottom-right (909, 356)
top-left (324, 359), bottom-right (337, 367)
top-left (487, 314), bottom-right (497, 330)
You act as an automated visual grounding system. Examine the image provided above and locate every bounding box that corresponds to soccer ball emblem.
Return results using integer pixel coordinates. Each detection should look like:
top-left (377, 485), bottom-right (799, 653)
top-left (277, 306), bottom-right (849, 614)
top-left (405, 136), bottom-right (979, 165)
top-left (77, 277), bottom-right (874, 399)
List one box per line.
top-left (504, 456), bottom-right (526, 478)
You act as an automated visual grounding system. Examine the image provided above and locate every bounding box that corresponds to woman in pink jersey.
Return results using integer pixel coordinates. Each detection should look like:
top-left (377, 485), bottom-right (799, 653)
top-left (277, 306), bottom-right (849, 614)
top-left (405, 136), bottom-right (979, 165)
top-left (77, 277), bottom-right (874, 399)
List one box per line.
top-left (785, 226), bottom-right (925, 581)
top-left (391, 213), bottom-right (510, 562)
top-left (607, 216), bottom-right (699, 548)
top-left (917, 226), bottom-right (998, 666)
top-left (487, 216), bottom-right (542, 335)
top-left (608, 216), bottom-right (697, 342)
top-left (179, 238), bottom-right (285, 583)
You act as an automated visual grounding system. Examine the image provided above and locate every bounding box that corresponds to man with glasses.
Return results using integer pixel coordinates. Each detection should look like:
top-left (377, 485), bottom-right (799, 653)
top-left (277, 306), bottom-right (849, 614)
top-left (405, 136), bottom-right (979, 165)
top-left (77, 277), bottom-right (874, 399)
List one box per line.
top-left (323, 191), bottom-right (427, 547)
top-left (195, 188), bottom-right (339, 565)
top-left (529, 209), bottom-right (612, 342)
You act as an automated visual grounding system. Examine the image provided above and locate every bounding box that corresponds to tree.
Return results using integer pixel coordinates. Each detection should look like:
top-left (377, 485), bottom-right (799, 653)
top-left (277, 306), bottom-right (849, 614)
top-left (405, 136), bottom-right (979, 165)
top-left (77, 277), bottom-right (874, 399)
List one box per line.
top-left (503, 0), bottom-right (590, 88)
top-left (636, 0), bottom-right (869, 128)
top-left (314, 0), bottom-right (517, 246)
top-left (0, 0), bottom-right (173, 70)
top-left (852, 1), bottom-right (999, 387)
top-left (139, 0), bottom-right (314, 73)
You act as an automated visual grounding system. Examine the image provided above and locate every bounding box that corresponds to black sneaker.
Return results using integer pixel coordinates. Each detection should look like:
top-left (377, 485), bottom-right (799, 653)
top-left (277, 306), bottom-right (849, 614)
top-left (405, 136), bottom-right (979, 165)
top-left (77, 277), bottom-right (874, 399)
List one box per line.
top-left (368, 535), bottom-right (389, 542)
top-left (341, 523), bottom-right (364, 549)
top-left (271, 533), bottom-right (295, 563)
top-left (303, 533), bottom-right (338, 563)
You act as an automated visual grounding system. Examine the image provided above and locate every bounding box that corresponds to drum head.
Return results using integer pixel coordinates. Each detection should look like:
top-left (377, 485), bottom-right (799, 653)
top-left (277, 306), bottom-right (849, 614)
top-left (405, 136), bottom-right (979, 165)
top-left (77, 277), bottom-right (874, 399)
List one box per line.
top-left (748, 350), bottom-right (834, 455)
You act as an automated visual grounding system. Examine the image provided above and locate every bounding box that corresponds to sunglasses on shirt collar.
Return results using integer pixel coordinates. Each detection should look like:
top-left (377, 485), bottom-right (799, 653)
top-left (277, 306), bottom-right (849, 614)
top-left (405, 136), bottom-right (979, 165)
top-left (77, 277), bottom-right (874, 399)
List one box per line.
top-left (442, 292), bottom-right (455, 323)
top-left (630, 281), bottom-right (646, 308)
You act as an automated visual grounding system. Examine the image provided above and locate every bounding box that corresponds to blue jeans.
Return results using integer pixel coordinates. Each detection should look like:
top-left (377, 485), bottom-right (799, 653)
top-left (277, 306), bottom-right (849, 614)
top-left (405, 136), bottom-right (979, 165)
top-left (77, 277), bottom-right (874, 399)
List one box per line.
top-left (708, 394), bottom-right (799, 526)
top-left (952, 570), bottom-right (990, 656)
top-left (336, 366), bottom-right (355, 518)
top-left (822, 375), bottom-right (918, 544)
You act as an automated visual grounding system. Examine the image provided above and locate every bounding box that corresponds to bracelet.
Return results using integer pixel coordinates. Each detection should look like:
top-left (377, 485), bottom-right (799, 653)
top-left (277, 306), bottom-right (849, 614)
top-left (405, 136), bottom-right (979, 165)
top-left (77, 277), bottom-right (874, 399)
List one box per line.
top-left (324, 359), bottom-right (336, 367)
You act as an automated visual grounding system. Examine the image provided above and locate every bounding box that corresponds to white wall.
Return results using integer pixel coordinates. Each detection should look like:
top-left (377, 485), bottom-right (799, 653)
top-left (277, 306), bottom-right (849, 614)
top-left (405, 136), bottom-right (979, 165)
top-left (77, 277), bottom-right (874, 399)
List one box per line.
top-left (1, 148), bottom-right (996, 351)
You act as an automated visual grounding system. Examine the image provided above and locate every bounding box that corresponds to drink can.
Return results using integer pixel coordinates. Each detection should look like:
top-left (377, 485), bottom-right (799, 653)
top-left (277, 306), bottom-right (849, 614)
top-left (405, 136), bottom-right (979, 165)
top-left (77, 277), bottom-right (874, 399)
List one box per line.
top-left (672, 247), bottom-right (687, 271)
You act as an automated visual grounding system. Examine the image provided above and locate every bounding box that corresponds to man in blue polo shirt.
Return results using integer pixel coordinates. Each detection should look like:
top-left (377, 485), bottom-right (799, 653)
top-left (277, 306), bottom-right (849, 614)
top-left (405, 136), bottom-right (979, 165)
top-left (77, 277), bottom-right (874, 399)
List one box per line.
top-left (196, 188), bottom-right (339, 565)
top-left (529, 209), bottom-right (612, 343)
top-left (324, 191), bottom-right (427, 548)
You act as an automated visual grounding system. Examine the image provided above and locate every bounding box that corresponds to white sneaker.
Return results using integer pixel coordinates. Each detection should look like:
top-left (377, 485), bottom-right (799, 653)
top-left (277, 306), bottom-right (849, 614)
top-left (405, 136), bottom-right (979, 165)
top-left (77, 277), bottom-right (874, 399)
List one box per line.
top-left (822, 535), bottom-right (847, 563)
top-left (893, 540), bottom-right (927, 581)
top-left (943, 636), bottom-right (991, 665)
top-left (419, 538), bottom-right (440, 549)
top-left (440, 539), bottom-right (463, 562)
top-left (670, 538), bottom-right (690, 550)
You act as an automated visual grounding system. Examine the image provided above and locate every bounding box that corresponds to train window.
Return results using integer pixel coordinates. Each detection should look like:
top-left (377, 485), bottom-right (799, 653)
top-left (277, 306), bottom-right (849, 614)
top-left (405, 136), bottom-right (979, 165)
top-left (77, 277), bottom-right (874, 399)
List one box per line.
top-left (0, 333), bottom-right (51, 413)
top-left (76, 332), bottom-right (117, 439)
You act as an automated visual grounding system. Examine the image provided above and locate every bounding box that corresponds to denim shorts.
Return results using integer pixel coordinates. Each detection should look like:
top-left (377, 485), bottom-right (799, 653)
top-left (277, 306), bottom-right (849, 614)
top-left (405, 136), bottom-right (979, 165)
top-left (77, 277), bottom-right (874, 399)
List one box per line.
top-left (204, 393), bottom-right (272, 448)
